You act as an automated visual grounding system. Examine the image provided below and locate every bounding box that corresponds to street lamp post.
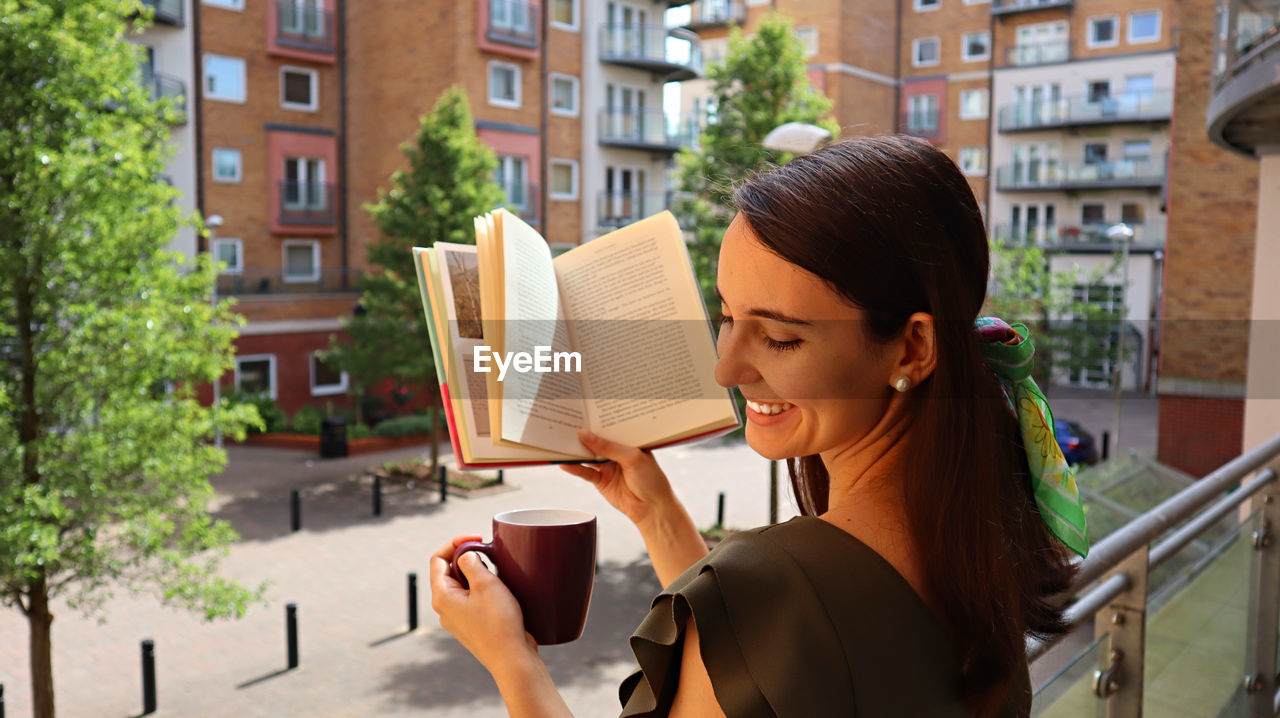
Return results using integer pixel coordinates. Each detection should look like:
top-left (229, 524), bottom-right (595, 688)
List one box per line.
top-left (206, 214), bottom-right (224, 450)
top-left (1106, 222), bottom-right (1134, 460)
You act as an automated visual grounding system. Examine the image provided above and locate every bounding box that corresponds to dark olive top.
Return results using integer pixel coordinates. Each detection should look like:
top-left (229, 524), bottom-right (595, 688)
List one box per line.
top-left (618, 516), bottom-right (1032, 717)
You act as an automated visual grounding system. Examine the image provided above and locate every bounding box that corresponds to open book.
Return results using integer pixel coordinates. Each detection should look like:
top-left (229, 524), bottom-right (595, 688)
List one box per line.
top-left (413, 209), bottom-right (740, 468)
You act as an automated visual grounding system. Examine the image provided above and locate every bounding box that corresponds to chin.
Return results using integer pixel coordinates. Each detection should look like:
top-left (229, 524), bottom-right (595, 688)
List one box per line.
top-left (744, 427), bottom-right (796, 462)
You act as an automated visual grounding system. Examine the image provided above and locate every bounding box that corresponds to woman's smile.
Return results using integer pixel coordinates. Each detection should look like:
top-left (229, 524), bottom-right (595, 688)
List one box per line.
top-left (744, 397), bottom-right (796, 425)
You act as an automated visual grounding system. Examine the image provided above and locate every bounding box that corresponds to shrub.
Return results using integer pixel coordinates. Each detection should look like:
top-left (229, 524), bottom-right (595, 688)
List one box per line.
top-left (372, 414), bottom-right (434, 437)
top-left (291, 405), bottom-right (324, 435)
top-left (348, 423), bottom-right (373, 439)
top-left (227, 390), bottom-right (286, 434)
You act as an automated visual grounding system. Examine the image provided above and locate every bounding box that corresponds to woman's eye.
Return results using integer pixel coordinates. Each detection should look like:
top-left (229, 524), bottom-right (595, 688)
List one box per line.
top-left (716, 313), bottom-right (734, 327)
top-left (764, 336), bottom-right (801, 352)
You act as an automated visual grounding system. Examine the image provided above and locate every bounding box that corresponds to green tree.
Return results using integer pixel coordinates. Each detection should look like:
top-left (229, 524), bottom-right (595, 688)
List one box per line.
top-left (324, 86), bottom-right (505, 471)
top-left (0, 2), bottom-right (261, 716)
top-left (675, 13), bottom-right (840, 310)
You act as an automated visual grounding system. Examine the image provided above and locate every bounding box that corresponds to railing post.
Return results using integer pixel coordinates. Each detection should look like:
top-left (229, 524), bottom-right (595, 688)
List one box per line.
top-left (1244, 468), bottom-right (1279, 717)
top-left (1092, 545), bottom-right (1148, 718)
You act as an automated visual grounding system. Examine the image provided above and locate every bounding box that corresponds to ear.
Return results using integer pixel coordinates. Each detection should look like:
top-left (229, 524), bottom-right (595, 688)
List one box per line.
top-left (891, 312), bottom-right (937, 387)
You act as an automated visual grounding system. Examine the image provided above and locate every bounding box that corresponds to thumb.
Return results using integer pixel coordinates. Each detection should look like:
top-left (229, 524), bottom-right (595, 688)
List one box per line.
top-left (458, 552), bottom-right (497, 587)
top-left (579, 429), bottom-right (643, 465)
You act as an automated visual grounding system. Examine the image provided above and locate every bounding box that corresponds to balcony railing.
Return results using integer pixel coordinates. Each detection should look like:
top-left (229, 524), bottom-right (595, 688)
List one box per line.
top-left (991, 222), bottom-right (1165, 246)
top-left (597, 191), bottom-right (672, 228)
top-left (1214, 0), bottom-right (1280, 85)
top-left (140, 0), bottom-right (183, 25)
top-left (598, 108), bottom-right (695, 152)
top-left (1207, 0), bottom-right (1280, 155)
top-left (279, 181), bottom-right (336, 225)
top-left (990, 0), bottom-right (1072, 15)
top-left (998, 91), bottom-right (1173, 132)
top-left (142, 69), bottom-right (187, 125)
top-left (1007, 40), bottom-right (1070, 66)
top-left (995, 160), bottom-right (1165, 191)
top-left (487, 0), bottom-right (539, 49)
top-left (599, 24), bottom-right (703, 81)
top-left (501, 182), bottom-right (539, 224)
top-left (902, 108), bottom-right (940, 138)
top-left (679, 0), bottom-right (745, 30)
top-left (217, 268), bottom-right (362, 296)
top-left (276, 1), bottom-right (335, 53)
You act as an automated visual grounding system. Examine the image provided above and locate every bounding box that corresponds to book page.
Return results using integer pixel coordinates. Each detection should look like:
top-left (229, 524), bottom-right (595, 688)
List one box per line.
top-left (552, 211), bottom-right (737, 447)
top-left (494, 211), bottom-right (590, 456)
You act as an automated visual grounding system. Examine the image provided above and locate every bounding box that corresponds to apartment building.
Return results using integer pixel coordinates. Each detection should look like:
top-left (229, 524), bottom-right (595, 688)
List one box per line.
top-left (132, 0), bottom-right (200, 259)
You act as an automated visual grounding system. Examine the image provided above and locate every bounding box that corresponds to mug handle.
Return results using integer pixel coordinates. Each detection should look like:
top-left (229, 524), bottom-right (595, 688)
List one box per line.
top-left (450, 540), bottom-right (496, 590)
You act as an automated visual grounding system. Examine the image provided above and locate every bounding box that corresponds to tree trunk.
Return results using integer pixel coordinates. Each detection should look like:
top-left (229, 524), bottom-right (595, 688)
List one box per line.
top-left (28, 575), bottom-right (55, 718)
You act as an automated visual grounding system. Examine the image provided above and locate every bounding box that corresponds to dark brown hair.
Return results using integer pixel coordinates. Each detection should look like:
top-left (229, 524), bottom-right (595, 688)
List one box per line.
top-left (732, 135), bottom-right (1076, 717)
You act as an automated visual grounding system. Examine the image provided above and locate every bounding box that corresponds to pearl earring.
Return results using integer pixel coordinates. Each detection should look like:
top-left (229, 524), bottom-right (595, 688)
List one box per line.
top-left (893, 376), bottom-right (912, 392)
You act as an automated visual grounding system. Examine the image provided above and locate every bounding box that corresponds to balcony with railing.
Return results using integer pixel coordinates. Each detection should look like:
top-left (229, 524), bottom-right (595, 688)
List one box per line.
top-left (991, 222), bottom-right (1165, 247)
top-left (677, 0), bottom-right (745, 31)
top-left (1208, 0), bottom-right (1280, 156)
top-left (140, 0), bottom-right (183, 25)
top-left (275, 1), bottom-right (335, 54)
top-left (278, 181), bottom-right (336, 226)
top-left (1007, 40), bottom-right (1070, 66)
top-left (599, 24), bottom-right (702, 81)
top-left (597, 191), bottom-right (671, 228)
top-left (217, 268), bottom-right (362, 297)
top-left (598, 108), bottom-right (696, 153)
top-left (500, 182), bottom-right (539, 225)
top-left (141, 69), bottom-right (187, 125)
top-left (998, 91), bottom-right (1173, 133)
top-left (902, 107), bottom-right (941, 139)
top-left (995, 160), bottom-right (1165, 191)
top-left (487, 0), bottom-right (539, 49)
top-left (990, 0), bottom-right (1072, 16)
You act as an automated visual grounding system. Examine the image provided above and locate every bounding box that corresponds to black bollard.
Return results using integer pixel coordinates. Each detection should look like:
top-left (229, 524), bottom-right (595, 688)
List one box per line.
top-left (716, 492), bottom-right (725, 529)
top-left (286, 603), bottom-right (299, 669)
top-left (497, 469), bottom-right (504, 485)
top-left (1101, 430), bottom-right (1110, 461)
top-left (290, 489), bottom-right (301, 532)
top-left (373, 475), bottom-right (382, 516)
top-left (141, 640), bottom-right (156, 715)
top-left (2, 681), bottom-right (6, 718)
top-left (769, 460), bottom-right (779, 525)
top-left (438, 465), bottom-right (448, 503)
top-left (408, 573), bottom-right (419, 631)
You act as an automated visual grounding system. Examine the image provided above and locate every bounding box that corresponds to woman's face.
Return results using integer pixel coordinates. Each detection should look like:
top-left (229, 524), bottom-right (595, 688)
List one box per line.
top-left (713, 214), bottom-right (897, 461)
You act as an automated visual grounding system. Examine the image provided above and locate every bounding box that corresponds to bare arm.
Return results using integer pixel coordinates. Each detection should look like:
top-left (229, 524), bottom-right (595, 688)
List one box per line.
top-left (668, 622), bottom-right (728, 718)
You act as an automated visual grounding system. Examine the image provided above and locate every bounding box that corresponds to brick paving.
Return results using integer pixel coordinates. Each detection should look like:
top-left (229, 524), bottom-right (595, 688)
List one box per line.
top-left (0, 386), bottom-right (1158, 717)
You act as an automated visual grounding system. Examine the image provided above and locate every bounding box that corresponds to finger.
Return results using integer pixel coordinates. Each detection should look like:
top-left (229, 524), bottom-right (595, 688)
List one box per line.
top-left (457, 551), bottom-right (498, 588)
top-left (429, 534), bottom-right (483, 563)
top-left (558, 463), bottom-right (602, 482)
top-left (578, 430), bottom-right (644, 466)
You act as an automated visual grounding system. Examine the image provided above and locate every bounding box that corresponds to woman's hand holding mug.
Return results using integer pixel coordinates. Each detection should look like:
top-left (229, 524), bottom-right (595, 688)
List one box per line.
top-left (429, 535), bottom-right (536, 675)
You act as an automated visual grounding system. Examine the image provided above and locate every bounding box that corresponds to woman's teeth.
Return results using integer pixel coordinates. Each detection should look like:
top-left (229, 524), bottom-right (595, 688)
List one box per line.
top-left (747, 400), bottom-right (793, 415)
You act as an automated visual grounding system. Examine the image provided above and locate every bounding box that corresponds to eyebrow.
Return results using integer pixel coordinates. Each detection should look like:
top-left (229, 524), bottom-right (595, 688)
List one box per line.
top-left (715, 286), bottom-right (814, 326)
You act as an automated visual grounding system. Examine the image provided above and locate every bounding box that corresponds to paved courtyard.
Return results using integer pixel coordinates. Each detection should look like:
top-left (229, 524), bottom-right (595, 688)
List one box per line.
top-left (0, 387), bottom-right (1159, 717)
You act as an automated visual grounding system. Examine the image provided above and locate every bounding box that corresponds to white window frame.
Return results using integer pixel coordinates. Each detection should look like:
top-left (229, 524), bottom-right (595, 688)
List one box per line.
top-left (1087, 15), bottom-right (1119, 48)
top-left (963, 0), bottom-right (990, 5)
top-left (488, 60), bottom-right (521, 109)
top-left (962, 31), bottom-right (990, 62)
top-left (310, 351), bottom-right (348, 396)
top-left (959, 147), bottom-right (986, 176)
top-left (912, 37), bottom-right (940, 67)
top-left (549, 0), bottom-right (579, 31)
top-left (202, 0), bottom-right (243, 9)
top-left (212, 238), bottom-right (243, 274)
top-left (1127, 10), bottom-right (1161, 44)
top-left (794, 27), bottom-right (819, 57)
top-left (907, 94), bottom-right (939, 130)
top-left (495, 154), bottom-right (530, 210)
top-left (1123, 139), bottom-right (1152, 160)
top-left (212, 147), bottom-right (242, 183)
top-left (548, 73), bottom-right (580, 117)
top-left (235, 354), bottom-right (277, 399)
top-left (549, 158), bottom-right (579, 201)
top-left (959, 89), bottom-right (988, 119)
top-left (282, 239), bottom-right (321, 283)
top-left (280, 66), bottom-right (318, 112)
top-left (203, 53), bottom-right (246, 104)
top-left (914, 0), bottom-right (940, 12)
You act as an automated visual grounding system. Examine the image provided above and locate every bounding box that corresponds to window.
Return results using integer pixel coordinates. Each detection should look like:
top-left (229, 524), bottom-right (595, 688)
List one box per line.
top-left (1087, 80), bottom-right (1111, 103)
top-left (907, 95), bottom-right (939, 131)
top-left (1084, 142), bottom-right (1108, 164)
top-left (203, 54), bottom-right (245, 103)
top-left (1088, 16), bottom-right (1118, 47)
top-left (1123, 140), bottom-right (1151, 162)
top-left (959, 147), bottom-right (986, 175)
top-left (1125, 74), bottom-right (1155, 100)
top-left (549, 73), bottom-right (579, 117)
top-left (1121, 202), bottom-right (1145, 225)
top-left (280, 67), bottom-right (317, 111)
top-left (913, 37), bottom-right (940, 67)
top-left (212, 238), bottom-right (242, 274)
top-left (281, 0), bottom-right (325, 36)
top-left (959, 89), bottom-right (988, 119)
top-left (284, 157), bottom-right (326, 210)
top-left (282, 240), bottom-right (320, 282)
top-left (794, 27), bottom-right (819, 57)
top-left (488, 61), bottom-right (521, 108)
top-left (1128, 10), bottom-right (1160, 43)
top-left (203, 0), bottom-right (243, 9)
top-left (490, 0), bottom-right (535, 36)
top-left (914, 0), bottom-right (940, 11)
top-left (550, 0), bottom-right (578, 30)
top-left (235, 355), bottom-right (276, 399)
top-left (963, 0), bottom-right (989, 5)
top-left (310, 352), bottom-right (348, 396)
top-left (1013, 21), bottom-right (1068, 65)
top-left (212, 147), bottom-right (242, 183)
top-left (495, 155), bottom-right (529, 211)
top-left (549, 159), bottom-right (579, 201)
top-left (962, 31), bottom-right (990, 61)
top-left (1081, 203), bottom-right (1106, 225)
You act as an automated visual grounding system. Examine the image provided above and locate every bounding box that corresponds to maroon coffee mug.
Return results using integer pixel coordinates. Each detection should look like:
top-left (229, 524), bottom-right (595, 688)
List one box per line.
top-left (449, 508), bottom-right (596, 645)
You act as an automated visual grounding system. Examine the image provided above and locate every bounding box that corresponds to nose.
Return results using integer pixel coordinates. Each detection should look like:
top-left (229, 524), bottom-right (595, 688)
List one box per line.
top-left (713, 323), bottom-right (762, 389)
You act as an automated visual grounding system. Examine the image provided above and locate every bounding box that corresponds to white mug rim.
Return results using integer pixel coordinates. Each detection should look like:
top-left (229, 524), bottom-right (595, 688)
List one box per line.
top-left (494, 508), bottom-right (596, 527)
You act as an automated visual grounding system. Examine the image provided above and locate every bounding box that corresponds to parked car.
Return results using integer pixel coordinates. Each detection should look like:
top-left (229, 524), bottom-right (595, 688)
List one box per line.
top-left (1055, 418), bottom-right (1100, 467)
